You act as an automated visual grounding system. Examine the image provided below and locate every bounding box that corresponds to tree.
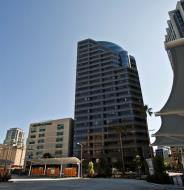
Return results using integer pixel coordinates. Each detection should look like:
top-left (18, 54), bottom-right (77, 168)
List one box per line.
top-left (139, 104), bottom-right (154, 158)
top-left (140, 104), bottom-right (153, 118)
top-left (133, 155), bottom-right (142, 179)
top-left (146, 156), bottom-right (170, 184)
top-left (111, 120), bottom-right (128, 174)
top-left (95, 154), bottom-right (112, 177)
top-left (144, 104), bottom-right (153, 117)
top-left (153, 156), bottom-right (166, 176)
top-left (88, 161), bottom-right (95, 177)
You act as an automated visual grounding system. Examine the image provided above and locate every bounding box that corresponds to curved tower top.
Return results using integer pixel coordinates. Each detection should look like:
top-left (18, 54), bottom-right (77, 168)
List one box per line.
top-left (98, 41), bottom-right (129, 66)
top-left (98, 41), bottom-right (125, 53)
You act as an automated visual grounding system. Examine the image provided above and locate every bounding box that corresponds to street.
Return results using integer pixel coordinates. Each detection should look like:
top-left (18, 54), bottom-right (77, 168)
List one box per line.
top-left (0, 178), bottom-right (183, 190)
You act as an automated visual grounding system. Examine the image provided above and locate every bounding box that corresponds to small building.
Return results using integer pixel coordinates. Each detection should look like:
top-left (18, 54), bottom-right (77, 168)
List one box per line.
top-left (27, 157), bottom-right (80, 177)
top-left (0, 144), bottom-right (26, 172)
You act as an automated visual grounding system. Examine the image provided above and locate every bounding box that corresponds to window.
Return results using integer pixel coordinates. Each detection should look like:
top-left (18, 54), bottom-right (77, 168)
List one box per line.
top-left (11, 131), bottom-right (16, 139)
top-left (56, 144), bottom-right (63, 148)
top-left (29, 141), bottom-right (35, 144)
top-left (39, 128), bottom-right (46, 132)
top-left (57, 132), bottom-right (63, 136)
top-left (30, 135), bottom-right (36, 138)
top-left (56, 138), bottom-right (63, 142)
top-left (39, 133), bottom-right (45, 137)
top-left (28, 153), bottom-right (33, 159)
top-left (38, 139), bottom-right (44, 143)
top-left (37, 145), bottom-right (44, 149)
top-left (31, 129), bottom-right (36, 133)
top-left (36, 151), bottom-right (43, 155)
top-left (57, 124), bottom-right (64, 130)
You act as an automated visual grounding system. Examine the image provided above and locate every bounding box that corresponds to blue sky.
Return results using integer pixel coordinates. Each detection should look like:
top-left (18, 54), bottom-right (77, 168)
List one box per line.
top-left (0, 0), bottom-right (176, 143)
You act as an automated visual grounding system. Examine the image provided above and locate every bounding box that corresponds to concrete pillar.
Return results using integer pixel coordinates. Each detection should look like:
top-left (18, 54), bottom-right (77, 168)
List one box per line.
top-left (77, 163), bottom-right (80, 178)
top-left (28, 164), bottom-right (32, 176)
top-left (59, 164), bottom-right (63, 177)
top-left (180, 148), bottom-right (184, 169)
top-left (44, 164), bottom-right (47, 176)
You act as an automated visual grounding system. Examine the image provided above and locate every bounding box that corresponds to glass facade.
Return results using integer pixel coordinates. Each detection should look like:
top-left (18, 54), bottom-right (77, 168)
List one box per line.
top-left (165, 1), bottom-right (184, 43)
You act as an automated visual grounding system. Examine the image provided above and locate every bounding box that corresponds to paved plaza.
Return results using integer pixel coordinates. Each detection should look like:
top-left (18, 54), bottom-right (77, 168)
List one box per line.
top-left (0, 178), bottom-right (183, 190)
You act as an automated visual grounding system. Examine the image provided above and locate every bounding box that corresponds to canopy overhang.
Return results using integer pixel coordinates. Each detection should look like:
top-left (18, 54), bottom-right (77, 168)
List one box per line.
top-left (153, 38), bottom-right (184, 146)
top-left (28, 157), bottom-right (80, 165)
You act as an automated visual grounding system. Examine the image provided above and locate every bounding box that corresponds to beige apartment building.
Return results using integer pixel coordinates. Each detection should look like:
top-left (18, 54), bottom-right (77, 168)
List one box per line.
top-left (0, 144), bottom-right (26, 169)
top-left (26, 118), bottom-right (74, 160)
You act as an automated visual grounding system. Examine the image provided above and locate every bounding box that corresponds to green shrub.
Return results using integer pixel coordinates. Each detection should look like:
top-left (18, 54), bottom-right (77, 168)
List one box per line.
top-left (88, 161), bottom-right (95, 177)
top-left (95, 156), bottom-right (112, 177)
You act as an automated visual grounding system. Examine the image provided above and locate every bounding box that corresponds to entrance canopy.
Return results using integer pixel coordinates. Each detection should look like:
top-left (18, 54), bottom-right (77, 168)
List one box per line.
top-left (27, 157), bottom-right (81, 177)
top-left (28, 157), bottom-right (80, 165)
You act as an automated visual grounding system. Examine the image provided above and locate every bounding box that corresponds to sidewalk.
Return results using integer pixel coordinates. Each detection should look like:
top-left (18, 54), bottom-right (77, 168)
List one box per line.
top-left (9, 177), bottom-right (81, 182)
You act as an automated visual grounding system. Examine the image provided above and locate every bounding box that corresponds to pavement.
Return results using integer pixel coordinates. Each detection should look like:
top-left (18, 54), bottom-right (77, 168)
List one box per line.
top-left (0, 178), bottom-right (183, 190)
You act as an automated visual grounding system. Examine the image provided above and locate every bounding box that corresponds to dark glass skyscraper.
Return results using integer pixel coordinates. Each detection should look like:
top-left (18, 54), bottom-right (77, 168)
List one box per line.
top-left (73, 39), bottom-right (150, 167)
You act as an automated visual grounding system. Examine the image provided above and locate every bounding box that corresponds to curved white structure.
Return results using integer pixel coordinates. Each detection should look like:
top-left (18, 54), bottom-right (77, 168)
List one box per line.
top-left (153, 38), bottom-right (184, 146)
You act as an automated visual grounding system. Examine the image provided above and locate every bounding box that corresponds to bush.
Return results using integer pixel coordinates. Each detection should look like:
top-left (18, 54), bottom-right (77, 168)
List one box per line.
top-left (88, 161), bottom-right (95, 177)
top-left (95, 156), bottom-right (112, 177)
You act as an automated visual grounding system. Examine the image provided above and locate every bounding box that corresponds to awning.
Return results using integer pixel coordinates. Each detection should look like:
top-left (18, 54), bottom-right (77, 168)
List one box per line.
top-left (154, 115), bottom-right (184, 136)
top-left (160, 39), bottom-right (184, 113)
top-left (152, 136), bottom-right (184, 146)
top-left (28, 157), bottom-right (80, 165)
top-left (153, 38), bottom-right (184, 146)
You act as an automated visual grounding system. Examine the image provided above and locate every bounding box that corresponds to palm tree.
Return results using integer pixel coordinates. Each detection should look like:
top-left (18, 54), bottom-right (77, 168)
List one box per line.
top-left (141, 104), bottom-right (153, 118)
top-left (111, 120), bottom-right (128, 174)
top-left (140, 104), bottom-right (154, 158)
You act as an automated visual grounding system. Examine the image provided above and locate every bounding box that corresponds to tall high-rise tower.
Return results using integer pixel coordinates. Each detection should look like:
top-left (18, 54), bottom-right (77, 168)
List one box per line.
top-left (4, 128), bottom-right (24, 147)
top-left (73, 39), bottom-right (151, 167)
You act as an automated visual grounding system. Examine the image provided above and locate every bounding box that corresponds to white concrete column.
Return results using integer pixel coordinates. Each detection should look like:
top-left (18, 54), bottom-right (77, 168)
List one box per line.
top-left (28, 164), bottom-right (32, 176)
top-left (44, 164), bottom-right (47, 175)
top-left (59, 164), bottom-right (63, 177)
top-left (77, 163), bottom-right (80, 178)
top-left (180, 148), bottom-right (184, 169)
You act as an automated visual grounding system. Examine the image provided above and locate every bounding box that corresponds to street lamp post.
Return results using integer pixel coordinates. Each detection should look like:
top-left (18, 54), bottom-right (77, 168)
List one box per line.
top-left (77, 142), bottom-right (83, 177)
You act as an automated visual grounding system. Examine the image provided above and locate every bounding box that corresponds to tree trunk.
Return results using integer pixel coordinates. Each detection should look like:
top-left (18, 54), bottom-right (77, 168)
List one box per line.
top-left (119, 133), bottom-right (125, 174)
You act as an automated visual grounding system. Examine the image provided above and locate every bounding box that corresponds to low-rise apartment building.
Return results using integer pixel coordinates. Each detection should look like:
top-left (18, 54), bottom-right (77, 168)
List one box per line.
top-left (26, 118), bottom-right (74, 160)
top-left (0, 144), bottom-right (26, 169)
